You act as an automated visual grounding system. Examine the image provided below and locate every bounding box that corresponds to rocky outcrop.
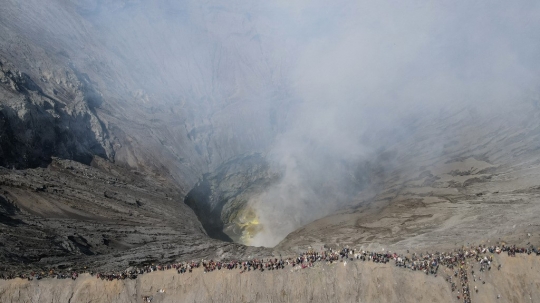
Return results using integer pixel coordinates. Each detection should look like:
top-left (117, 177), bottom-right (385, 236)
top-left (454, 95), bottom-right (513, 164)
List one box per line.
top-left (0, 59), bottom-right (112, 168)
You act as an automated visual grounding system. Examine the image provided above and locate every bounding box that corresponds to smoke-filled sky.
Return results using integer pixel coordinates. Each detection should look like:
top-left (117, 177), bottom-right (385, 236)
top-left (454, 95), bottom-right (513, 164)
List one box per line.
top-left (7, 0), bottom-right (540, 246)
top-left (90, 0), bottom-right (540, 246)
top-left (248, 0), bottom-right (540, 245)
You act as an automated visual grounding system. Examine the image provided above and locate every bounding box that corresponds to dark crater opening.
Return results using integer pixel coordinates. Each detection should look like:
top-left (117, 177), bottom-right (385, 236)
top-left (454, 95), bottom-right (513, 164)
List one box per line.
top-left (183, 153), bottom-right (279, 244)
top-left (184, 178), bottom-right (233, 242)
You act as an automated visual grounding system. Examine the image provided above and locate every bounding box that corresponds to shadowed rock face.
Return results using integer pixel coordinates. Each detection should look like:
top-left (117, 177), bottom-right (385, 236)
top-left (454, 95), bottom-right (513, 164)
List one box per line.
top-left (0, 60), bottom-right (112, 169)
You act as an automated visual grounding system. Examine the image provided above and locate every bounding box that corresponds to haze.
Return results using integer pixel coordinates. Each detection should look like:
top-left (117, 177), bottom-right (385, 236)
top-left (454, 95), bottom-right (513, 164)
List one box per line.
top-left (4, 0), bottom-right (540, 246)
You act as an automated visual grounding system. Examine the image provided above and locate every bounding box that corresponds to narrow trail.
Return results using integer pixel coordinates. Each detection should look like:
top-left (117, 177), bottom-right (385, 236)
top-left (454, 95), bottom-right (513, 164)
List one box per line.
top-left (458, 256), bottom-right (471, 303)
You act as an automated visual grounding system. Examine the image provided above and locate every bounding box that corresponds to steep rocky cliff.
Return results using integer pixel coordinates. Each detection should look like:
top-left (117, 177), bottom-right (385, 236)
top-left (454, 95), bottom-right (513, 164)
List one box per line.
top-left (0, 58), bottom-right (112, 168)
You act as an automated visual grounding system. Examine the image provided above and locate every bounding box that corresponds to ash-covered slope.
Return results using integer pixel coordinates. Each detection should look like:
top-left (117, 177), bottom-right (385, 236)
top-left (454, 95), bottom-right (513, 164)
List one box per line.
top-left (0, 157), bottom-right (271, 273)
top-left (0, 0), bottom-right (292, 187)
top-left (0, 0), bottom-right (291, 270)
top-left (277, 103), bottom-right (540, 252)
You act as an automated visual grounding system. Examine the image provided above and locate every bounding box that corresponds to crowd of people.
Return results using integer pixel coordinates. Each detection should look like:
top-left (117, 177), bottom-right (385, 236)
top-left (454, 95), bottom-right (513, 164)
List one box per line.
top-left (1, 243), bottom-right (539, 302)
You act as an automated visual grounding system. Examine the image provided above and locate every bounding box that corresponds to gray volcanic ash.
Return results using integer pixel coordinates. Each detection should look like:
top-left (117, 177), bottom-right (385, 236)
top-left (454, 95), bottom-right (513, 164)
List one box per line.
top-left (1, 1), bottom-right (540, 302)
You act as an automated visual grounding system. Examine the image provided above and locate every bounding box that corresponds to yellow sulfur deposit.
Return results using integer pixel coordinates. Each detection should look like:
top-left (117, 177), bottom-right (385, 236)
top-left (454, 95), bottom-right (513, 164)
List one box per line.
top-left (226, 206), bottom-right (263, 245)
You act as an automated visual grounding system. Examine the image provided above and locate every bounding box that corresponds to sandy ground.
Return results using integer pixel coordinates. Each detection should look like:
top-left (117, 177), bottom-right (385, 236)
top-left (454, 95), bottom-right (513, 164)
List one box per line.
top-left (0, 254), bottom-right (538, 303)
